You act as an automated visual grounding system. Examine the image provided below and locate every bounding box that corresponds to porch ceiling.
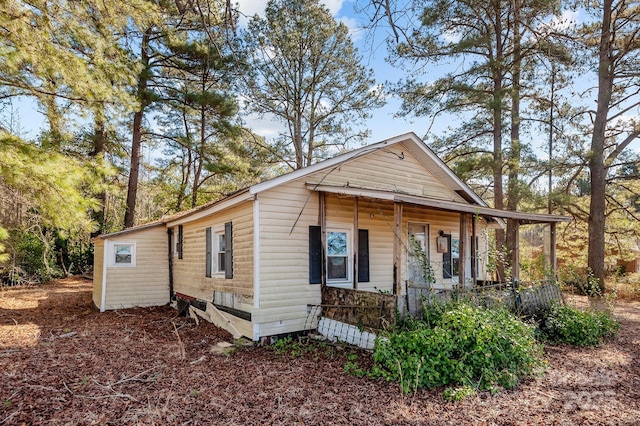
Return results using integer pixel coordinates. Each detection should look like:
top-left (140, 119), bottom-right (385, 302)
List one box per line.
top-left (306, 183), bottom-right (571, 225)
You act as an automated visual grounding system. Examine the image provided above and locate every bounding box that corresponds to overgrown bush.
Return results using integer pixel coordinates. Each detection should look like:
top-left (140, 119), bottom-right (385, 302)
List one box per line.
top-left (539, 303), bottom-right (620, 346)
top-left (13, 231), bottom-right (62, 283)
top-left (614, 272), bottom-right (640, 301)
top-left (371, 303), bottom-right (546, 396)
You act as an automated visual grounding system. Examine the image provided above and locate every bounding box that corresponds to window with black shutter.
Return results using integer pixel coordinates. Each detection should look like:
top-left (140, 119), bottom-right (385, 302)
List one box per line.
top-left (177, 225), bottom-right (184, 259)
top-left (309, 226), bottom-right (322, 284)
top-left (357, 229), bottom-right (370, 283)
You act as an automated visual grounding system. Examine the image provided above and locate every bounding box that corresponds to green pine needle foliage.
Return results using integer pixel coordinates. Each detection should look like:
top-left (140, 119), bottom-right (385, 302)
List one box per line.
top-left (0, 132), bottom-right (101, 233)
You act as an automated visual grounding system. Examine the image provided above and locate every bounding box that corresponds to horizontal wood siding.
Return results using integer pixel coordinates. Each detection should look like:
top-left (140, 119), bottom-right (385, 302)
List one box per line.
top-left (306, 143), bottom-right (465, 202)
top-left (92, 239), bottom-right (104, 309)
top-left (402, 205), bottom-right (489, 286)
top-left (252, 143), bottom-right (490, 337)
top-left (103, 227), bottom-right (170, 310)
top-left (326, 195), bottom-right (395, 293)
top-left (254, 180), bottom-right (320, 334)
top-left (172, 201), bottom-right (254, 306)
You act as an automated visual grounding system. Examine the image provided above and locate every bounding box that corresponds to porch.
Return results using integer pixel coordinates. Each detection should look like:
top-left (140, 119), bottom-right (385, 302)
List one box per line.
top-left (308, 185), bottom-right (570, 345)
top-left (310, 184), bottom-right (570, 293)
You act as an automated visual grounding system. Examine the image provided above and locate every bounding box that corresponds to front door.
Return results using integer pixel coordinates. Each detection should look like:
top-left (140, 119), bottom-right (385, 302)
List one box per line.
top-left (408, 223), bottom-right (430, 286)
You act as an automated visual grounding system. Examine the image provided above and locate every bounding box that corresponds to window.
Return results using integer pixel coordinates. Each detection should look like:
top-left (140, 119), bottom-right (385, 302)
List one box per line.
top-left (216, 232), bottom-right (226, 273)
top-left (442, 234), bottom-right (460, 281)
top-left (452, 238), bottom-right (460, 279)
top-left (206, 222), bottom-right (233, 279)
top-left (109, 242), bottom-right (136, 267)
top-left (308, 226), bottom-right (368, 285)
top-left (326, 228), bottom-right (351, 285)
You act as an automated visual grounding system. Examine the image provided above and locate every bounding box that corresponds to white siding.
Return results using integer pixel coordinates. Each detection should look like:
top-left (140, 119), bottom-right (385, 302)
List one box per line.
top-left (254, 179), bottom-right (321, 336)
top-left (306, 143), bottom-right (466, 202)
top-left (254, 152), bottom-right (489, 337)
top-left (101, 226), bottom-right (170, 310)
top-left (172, 201), bottom-right (254, 308)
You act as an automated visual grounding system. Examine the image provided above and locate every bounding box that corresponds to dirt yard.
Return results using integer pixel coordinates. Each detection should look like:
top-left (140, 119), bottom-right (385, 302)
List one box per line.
top-left (1, 277), bottom-right (639, 425)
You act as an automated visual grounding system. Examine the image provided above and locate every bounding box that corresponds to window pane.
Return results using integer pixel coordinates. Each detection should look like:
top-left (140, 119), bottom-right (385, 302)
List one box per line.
top-left (219, 234), bottom-right (226, 252)
top-left (327, 232), bottom-right (347, 256)
top-left (114, 245), bottom-right (131, 264)
top-left (327, 256), bottom-right (347, 279)
top-left (218, 253), bottom-right (225, 271)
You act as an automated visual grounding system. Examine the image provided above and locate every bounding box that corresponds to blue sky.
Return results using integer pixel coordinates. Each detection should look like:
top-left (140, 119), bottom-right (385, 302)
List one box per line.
top-left (236, 0), bottom-right (417, 144)
top-left (7, 0), bottom-right (639, 157)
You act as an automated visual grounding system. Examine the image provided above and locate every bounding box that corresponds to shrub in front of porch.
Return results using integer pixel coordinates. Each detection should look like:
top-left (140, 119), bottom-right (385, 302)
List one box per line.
top-left (371, 303), bottom-right (546, 397)
top-left (539, 303), bottom-right (620, 346)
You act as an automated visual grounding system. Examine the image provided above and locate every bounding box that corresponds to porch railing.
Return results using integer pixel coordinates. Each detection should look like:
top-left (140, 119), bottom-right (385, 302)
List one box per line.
top-left (405, 280), bottom-right (563, 318)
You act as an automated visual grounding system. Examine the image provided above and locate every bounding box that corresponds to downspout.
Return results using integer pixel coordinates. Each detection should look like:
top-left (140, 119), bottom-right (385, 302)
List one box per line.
top-left (100, 239), bottom-right (109, 312)
top-left (167, 228), bottom-right (174, 300)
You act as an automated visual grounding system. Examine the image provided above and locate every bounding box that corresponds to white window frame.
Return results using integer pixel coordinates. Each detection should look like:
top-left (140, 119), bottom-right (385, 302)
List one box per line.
top-left (212, 226), bottom-right (226, 275)
top-left (325, 225), bottom-right (352, 288)
top-left (108, 242), bottom-right (136, 267)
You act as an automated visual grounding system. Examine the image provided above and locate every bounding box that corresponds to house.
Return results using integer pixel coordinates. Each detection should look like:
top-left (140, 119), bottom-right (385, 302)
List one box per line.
top-left (93, 132), bottom-right (570, 342)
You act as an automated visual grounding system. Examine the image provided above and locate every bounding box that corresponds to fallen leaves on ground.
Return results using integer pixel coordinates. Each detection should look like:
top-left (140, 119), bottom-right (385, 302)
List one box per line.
top-left (1, 277), bottom-right (639, 425)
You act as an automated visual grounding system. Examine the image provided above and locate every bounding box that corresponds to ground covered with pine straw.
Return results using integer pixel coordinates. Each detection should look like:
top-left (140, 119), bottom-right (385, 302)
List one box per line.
top-left (1, 277), bottom-right (639, 425)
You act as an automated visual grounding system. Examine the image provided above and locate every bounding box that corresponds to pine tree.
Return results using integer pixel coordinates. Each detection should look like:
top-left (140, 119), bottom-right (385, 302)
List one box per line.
top-left (242, 0), bottom-right (384, 170)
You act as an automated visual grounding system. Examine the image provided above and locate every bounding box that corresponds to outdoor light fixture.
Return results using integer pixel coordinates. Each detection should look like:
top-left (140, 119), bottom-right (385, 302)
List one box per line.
top-left (436, 231), bottom-right (448, 253)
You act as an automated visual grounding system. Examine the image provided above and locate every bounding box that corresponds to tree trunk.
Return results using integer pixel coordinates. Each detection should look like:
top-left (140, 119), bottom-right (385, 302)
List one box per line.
top-left (123, 29), bottom-right (151, 229)
top-left (588, 0), bottom-right (613, 292)
top-left (90, 111), bottom-right (106, 238)
top-left (191, 105), bottom-right (206, 208)
top-left (491, 1), bottom-right (506, 282)
top-left (506, 0), bottom-right (522, 277)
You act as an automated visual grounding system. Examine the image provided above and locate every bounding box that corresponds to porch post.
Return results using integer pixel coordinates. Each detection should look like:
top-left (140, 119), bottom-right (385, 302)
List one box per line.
top-left (550, 222), bottom-right (557, 283)
top-left (393, 202), bottom-right (403, 295)
top-left (320, 191), bottom-right (327, 287)
top-left (471, 215), bottom-right (477, 287)
top-left (459, 213), bottom-right (468, 287)
top-left (353, 197), bottom-right (359, 289)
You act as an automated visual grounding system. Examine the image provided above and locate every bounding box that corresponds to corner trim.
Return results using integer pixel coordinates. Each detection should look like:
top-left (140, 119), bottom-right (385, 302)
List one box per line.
top-left (100, 238), bottom-right (109, 312)
top-left (253, 197), bottom-right (260, 308)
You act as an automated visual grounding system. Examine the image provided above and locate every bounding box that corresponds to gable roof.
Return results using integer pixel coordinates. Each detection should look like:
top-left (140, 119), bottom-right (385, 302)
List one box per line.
top-left (100, 131), bottom-right (568, 235)
top-left (249, 132), bottom-right (486, 206)
top-left (164, 132), bottom-right (486, 227)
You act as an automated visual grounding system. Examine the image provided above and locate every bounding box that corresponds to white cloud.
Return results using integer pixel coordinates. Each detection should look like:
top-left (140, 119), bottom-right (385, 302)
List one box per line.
top-left (323, 0), bottom-right (345, 16)
top-left (338, 15), bottom-right (364, 41)
top-left (442, 30), bottom-right (461, 44)
top-left (539, 9), bottom-right (579, 33)
top-left (235, 0), bottom-right (267, 26)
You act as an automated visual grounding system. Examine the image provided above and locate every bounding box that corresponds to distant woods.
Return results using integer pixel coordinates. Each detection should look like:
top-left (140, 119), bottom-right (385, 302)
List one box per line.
top-left (1, 0), bottom-right (639, 288)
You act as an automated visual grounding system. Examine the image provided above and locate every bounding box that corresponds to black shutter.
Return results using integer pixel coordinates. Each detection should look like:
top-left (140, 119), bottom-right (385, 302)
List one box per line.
top-left (309, 226), bottom-right (322, 284)
top-left (443, 235), bottom-right (452, 279)
top-left (205, 227), bottom-right (212, 278)
top-left (357, 229), bottom-right (370, 283)
top-left (225, 222), bottom-right (233, 279)
top-left (178, 225), bottom-right (184, 259)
